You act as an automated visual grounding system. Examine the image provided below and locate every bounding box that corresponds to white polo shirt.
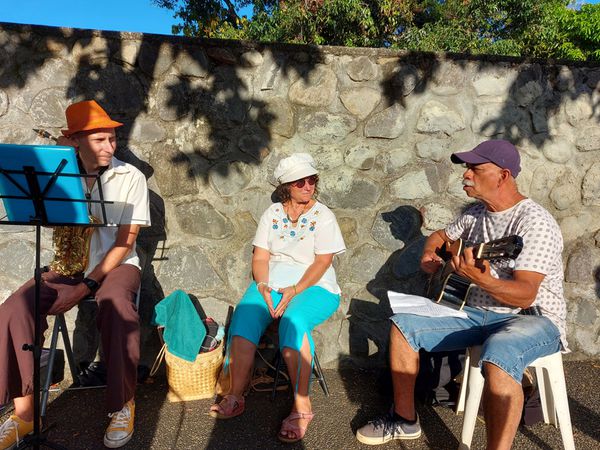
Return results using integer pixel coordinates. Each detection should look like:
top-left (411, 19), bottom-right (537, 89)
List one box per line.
top-left (85, 157), bottom-right (151, 276)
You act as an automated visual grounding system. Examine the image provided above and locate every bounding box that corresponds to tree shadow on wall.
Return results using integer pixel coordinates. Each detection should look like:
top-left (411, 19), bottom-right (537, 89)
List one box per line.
top-left (377, 51), bottom-right (599, 151)
top-left (2, 24), bottom-right (600, 185)
top-left (0, 24), bottom-right (296, 177)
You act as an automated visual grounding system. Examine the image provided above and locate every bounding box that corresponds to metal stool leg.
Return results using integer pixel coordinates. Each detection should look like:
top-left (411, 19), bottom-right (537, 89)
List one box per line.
top-left (270, 348), bottom-right (330, 399)
top-left (271, 350), bottom-right (283, 401)
top-left (41, 312), bottom-right (84, 414)
top-left (39, 289), bottom-right (140, 417)
top-left (40, 313), bottom-right (79, 419)
top-left (57, 313), bottom-right (79, 382)
top-left (312, 352), bottom-right (329, 397)
top-left (41, 318), bottom-right (61, 419)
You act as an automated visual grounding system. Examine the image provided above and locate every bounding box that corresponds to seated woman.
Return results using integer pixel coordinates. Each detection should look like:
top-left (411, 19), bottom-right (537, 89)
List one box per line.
top-left (209, 153), bottom-right (346, 443)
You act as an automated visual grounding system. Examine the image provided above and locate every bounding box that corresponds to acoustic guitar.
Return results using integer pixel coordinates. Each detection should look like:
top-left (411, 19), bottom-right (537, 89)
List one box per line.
top-left (427, 235), bottom-right (524, 311)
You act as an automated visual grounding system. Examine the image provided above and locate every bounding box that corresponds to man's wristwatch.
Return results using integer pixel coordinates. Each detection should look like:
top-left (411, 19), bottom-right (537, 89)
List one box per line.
top-left (82, 277), bottom-right (100, 294)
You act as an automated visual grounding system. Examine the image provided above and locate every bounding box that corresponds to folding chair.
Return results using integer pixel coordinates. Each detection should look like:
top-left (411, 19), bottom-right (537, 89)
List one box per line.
top-left (271, 348), bottom-right (330, 400)
top-left (41, 290), bottom-right (140, 418)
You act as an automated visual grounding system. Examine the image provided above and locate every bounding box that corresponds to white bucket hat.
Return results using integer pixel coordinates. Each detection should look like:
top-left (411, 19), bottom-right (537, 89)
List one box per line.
top-left (273, 153), bottom-right (318, 184)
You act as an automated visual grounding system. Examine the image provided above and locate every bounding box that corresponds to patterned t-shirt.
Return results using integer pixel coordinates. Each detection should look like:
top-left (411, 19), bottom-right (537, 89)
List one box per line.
top-left (253, 201), bottom-right (346, 294)
top-left (445, 199), bottom-right (567, 348)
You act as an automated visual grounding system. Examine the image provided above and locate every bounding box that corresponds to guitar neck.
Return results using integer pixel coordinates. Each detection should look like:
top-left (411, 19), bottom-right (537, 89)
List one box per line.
top-left (429, 235), bottom-right (523, 309)
top-left (473, 242), bottom-right (486, 259)
top-left (459, 240), bottom-right (507, 260)
top-left (457, 236), bottom-right (523, 261)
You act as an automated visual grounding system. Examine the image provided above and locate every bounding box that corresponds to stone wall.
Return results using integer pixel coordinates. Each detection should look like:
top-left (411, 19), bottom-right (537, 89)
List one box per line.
top-left (1, 23), bottom-right (599, 368)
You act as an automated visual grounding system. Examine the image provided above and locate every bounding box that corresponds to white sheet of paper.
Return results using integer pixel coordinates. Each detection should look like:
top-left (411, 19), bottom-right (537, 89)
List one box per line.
top-left (388, 291), bottom-right (468, 319)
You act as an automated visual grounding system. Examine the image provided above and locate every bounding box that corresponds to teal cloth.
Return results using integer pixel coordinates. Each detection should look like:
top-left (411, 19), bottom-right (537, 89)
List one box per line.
top-left (153, 289), bottom-right (206, 362)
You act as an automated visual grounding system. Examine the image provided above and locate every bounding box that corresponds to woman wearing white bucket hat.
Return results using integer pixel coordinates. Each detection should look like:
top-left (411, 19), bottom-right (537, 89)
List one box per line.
top-left (210, 153), bottom-right (346, 443)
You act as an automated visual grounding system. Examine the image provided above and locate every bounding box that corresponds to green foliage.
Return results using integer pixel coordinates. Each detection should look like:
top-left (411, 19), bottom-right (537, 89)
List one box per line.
top-left (154, 0), bottom-right (256, 37)
top-left (556, 4), bottom-right (600, 60)
top-left (154, 0), bottom-right (600, 61)
top-left (245, 0), bottom-right (417, 47)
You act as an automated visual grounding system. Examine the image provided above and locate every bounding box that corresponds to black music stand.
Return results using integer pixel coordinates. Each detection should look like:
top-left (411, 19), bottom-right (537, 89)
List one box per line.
top-left (0, 153), bottom-right (112, 450)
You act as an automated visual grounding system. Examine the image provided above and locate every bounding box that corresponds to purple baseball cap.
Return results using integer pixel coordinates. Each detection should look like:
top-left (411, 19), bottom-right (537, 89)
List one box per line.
top-left (451, 140), bottom-right (521, 177)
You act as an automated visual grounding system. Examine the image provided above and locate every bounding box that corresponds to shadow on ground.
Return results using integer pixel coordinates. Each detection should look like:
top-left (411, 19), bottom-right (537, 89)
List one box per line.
top-left (3, 359), bottom-right (596, 449)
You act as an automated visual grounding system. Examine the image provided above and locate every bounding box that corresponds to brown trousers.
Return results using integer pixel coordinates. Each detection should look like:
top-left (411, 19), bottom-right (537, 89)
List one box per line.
top-left (0, 264), bottom-right (140, 413)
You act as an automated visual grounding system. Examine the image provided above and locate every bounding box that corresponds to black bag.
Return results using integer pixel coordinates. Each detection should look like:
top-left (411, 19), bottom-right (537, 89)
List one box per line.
top-left (415, 349), bottom-right (466, 407)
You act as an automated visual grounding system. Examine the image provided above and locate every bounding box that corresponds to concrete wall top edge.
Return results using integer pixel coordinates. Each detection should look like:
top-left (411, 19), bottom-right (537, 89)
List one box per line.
top-left (2, 21), bottom-right (600, 69)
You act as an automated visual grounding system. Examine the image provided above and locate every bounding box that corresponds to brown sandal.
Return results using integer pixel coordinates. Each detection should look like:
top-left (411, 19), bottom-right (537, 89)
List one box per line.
top-left (209, 394), bottom-right (245, 419)
top-left (278, 411), bottom-right (314, 443)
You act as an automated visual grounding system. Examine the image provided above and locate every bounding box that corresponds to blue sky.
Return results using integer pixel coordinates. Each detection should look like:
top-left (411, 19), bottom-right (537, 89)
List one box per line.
top-left (0, 0), bottom-right (180, 35)
top-left (0, 0), bottom-right (598, 36)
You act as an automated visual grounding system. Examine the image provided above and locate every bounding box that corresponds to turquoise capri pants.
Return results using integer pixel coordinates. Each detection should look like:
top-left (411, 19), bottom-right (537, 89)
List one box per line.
top-left (225, 281), bottom-right (340, 373)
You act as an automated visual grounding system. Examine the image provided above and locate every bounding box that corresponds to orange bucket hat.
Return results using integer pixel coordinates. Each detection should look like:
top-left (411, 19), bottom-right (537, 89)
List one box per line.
top-left (61, 100), bottom-right (123, 137)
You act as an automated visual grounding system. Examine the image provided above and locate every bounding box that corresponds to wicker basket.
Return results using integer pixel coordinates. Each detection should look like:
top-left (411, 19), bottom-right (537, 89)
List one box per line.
top-left (152, 340), bottom-right (224, 402)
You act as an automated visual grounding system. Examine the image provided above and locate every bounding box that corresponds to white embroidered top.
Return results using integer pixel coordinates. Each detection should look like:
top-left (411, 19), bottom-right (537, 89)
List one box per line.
top-left (252, 201), bottom-right (346, 294)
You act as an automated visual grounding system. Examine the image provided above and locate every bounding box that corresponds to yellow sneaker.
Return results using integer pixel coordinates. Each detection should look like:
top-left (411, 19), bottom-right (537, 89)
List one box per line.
top-left (0, 415), bottom-right (34, 450)
top-left (103, 399), bottom-right (135, 448)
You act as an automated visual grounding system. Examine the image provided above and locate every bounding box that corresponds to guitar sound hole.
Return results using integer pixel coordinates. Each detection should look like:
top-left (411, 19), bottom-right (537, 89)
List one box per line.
top-left (441, 275), bottom-right (471, 309)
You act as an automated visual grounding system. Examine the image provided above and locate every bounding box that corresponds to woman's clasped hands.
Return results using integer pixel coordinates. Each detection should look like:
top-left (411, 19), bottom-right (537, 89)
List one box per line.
top-left (258, 282), bottom-right (297, 318)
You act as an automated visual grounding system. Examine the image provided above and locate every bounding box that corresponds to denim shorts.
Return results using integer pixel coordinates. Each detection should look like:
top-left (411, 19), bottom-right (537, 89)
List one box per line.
top-left (390, 305), bottom-right (561, 383)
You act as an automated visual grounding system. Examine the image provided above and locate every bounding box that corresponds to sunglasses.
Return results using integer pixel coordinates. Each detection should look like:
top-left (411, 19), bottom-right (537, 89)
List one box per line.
top-left (291, 175), bottom-right (318, 188)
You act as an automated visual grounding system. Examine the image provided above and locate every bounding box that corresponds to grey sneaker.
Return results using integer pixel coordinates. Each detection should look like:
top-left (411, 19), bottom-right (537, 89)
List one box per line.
top-left (356, 413), bottom-right (421, 445)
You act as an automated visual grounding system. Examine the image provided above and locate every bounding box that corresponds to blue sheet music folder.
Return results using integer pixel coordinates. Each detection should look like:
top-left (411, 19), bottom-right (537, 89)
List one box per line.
top-left (0, 143), bottom-right (90, 225)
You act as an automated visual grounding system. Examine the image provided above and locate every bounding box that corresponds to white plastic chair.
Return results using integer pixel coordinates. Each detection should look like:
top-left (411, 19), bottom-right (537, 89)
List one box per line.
top-left (456, 346), bottom-right (575, 450)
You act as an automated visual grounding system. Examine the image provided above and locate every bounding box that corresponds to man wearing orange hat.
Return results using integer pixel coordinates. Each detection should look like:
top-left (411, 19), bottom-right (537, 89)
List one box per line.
top-left (0, 100), bottom-right (150, 449)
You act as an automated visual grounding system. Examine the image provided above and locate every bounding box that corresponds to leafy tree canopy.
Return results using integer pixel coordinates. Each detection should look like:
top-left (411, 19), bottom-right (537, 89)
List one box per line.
top-left (154, 0), bottom-right (600, 61)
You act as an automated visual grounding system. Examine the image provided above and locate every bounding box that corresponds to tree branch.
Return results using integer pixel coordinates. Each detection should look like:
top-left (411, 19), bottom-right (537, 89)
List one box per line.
top-left (222, 0), bottom-right (240, 25)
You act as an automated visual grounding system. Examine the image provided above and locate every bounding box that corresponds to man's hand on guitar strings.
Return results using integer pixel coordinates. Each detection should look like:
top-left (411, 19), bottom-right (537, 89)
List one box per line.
top-left (452, 246), bottom-right (491, 284)
top-left (420, 250), bottom-right (444, 274)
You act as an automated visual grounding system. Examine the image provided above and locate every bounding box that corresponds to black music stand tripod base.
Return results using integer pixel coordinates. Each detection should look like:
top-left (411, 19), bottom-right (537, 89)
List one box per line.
top-left (0, 157), bottom-right (111, 450)
top-left (15, 225), bottom-right (68, 450)
top-left (17, 423), bottom-right (67, 450)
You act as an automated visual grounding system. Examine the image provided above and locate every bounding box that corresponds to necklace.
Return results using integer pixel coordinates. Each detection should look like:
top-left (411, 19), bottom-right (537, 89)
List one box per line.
top-left (285, 201), bottom-right (311, 225)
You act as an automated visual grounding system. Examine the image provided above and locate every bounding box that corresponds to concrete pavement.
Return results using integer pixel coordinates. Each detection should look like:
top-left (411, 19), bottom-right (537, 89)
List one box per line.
top-left (2, 359), bottom-right (599, 449)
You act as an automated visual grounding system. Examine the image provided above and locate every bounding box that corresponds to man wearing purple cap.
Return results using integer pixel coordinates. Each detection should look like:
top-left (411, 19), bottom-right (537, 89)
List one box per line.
top-left (357, 140), bottom-right (567, 449)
